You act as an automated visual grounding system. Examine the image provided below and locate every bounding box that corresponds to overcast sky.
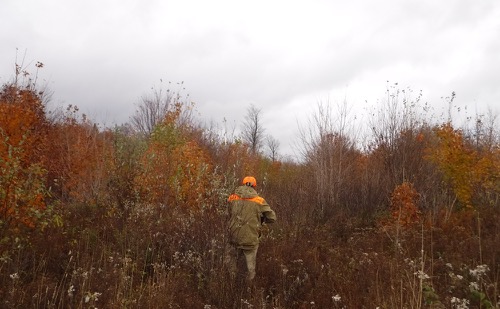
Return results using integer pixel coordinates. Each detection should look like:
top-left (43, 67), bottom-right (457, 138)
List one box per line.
top-left (1, 0), bottom-right (499, 158)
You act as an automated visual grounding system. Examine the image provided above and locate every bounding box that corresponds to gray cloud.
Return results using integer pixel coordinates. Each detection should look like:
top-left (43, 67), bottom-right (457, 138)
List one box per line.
top-left (1, 0), bottom-right (499, 157)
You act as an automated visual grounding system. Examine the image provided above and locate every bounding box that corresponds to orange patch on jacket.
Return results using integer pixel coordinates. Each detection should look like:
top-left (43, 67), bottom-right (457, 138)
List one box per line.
top-left (228, 194), bottom-right (265, 205)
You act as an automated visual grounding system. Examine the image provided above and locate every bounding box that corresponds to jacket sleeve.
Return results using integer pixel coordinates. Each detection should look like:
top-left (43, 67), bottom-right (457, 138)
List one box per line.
top-left (260, 199), bottom-right (277, 224)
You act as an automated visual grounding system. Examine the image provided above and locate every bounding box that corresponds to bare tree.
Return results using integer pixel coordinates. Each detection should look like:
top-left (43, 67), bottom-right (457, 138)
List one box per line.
top-left (8, 49), bottom-right (54, 107)
top-left (298, 98), bottom-right (360, 219)
top-left (241, 104), bottom-right (265, 154)
top-left (130, 81), bottom-right (186, 136)
top-left (266, 134), bottom-right (280, 161)
top-left (369, 82), bottom-right (423, 153)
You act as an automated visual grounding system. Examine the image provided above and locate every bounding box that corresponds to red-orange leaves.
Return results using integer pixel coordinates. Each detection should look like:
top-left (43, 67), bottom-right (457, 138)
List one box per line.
top-left (379, 181), bottom-right (421, 242)
top-left (46, 107), bottom-right (115, 205)
top-left (0, 85), bottom-right (48, 165)
top-left (390, 181), bottom-right (420, 227)
top-left (0, 85), bottom-right (49, 230)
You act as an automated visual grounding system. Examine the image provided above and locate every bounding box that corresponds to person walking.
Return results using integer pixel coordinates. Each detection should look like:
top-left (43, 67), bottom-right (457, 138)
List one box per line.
top-left (226, 176), bottom-right (277, 283)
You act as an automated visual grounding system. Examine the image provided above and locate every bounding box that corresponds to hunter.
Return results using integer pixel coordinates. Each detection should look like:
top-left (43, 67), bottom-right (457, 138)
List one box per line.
top-left (226, 176), bottom-right (277, 282)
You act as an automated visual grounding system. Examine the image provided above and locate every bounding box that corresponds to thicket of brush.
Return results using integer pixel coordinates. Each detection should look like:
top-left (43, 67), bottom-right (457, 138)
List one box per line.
top-left (1, 67), bottom-right (499, 308)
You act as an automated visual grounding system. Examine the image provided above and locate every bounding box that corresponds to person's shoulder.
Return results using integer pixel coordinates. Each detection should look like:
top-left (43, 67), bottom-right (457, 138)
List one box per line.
top-left (228, 193), bottom-right (240, 202)
top-left (248, 195), bottom-right (268, 206)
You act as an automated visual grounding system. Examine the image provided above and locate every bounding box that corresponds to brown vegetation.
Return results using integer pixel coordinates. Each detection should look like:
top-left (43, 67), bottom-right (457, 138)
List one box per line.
top-left (1, 67), bottom-right (499, 308)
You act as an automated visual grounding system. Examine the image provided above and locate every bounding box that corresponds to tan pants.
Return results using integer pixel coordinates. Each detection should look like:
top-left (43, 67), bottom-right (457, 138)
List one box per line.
top-left (225, 244), bottom-right (259, 281)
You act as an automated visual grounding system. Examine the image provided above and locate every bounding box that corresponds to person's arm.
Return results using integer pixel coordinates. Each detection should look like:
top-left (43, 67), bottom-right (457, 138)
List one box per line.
top-left (262, 209), bottom-right (276, 224)
top-left (260, 199), bottom-right (276, 224)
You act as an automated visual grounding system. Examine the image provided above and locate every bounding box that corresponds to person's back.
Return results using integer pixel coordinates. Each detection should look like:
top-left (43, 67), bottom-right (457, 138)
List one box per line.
top-left (226, 176), bottom-right (276, 282)
top-left (228, 185), bottom-right (276, 249)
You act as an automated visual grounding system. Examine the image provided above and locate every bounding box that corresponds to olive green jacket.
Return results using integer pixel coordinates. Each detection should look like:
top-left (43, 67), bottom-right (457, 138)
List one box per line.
top-left (227, 185), bottom-right (276, 249)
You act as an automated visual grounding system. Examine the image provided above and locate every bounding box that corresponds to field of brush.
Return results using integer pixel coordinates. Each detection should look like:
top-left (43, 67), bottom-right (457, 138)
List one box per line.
top-left (1, 76), bottom-right (499, 308)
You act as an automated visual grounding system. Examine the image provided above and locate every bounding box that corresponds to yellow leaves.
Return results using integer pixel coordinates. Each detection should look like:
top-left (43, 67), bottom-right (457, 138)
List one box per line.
top-left (135, 117), bottom-right (215, 209)
top-left (170, 141), bottom-right (213, 206)
top-left (425, 123), bottom-right (500, 208)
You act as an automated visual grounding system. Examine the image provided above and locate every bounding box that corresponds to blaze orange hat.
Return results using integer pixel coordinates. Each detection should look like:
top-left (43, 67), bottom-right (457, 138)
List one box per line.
top-left (242, 176), bottom-right (257, 187)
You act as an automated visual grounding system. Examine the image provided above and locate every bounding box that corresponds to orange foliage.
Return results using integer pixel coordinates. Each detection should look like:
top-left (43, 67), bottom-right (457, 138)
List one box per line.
top-left (226, 142), bottom-right (258, 176)
top-left (0, 85), bottom-right (49, 229)
top-left (426, 123), bottom-right (499, 208)
top-left (170, 141), bottom-right (214, 206)
top-left (46, 106), bottom-right (115, 204)
top-left (416, 132), bottom-right (425, 143)
top-left (136, 137), bottom-right (214, 207)
top-left (0, 85), bottom-right (48, 164)
top-left (390, 181), bottom-right (420, 227)
top-left (134, 104), bottom-right (215, 209)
